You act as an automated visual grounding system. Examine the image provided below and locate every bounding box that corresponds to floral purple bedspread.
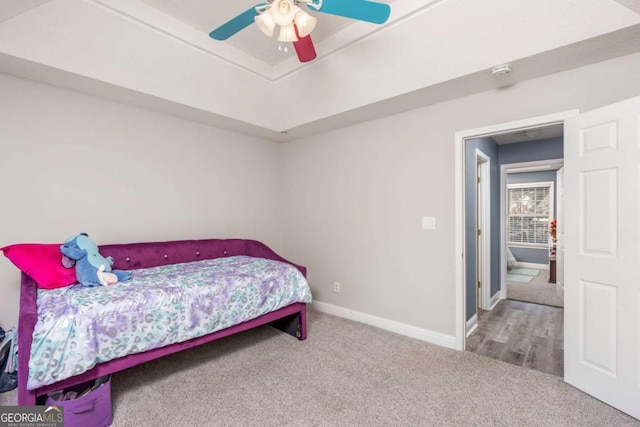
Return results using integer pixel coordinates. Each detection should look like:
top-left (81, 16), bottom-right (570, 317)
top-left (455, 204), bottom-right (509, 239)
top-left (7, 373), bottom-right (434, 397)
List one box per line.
top-left (28, 256), bottom-right (312, 390)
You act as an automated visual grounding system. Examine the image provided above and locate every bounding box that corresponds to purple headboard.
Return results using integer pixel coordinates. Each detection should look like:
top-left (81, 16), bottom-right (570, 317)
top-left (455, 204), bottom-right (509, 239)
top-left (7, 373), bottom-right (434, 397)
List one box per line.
top-left (100, 238), bottom-right (306, 277)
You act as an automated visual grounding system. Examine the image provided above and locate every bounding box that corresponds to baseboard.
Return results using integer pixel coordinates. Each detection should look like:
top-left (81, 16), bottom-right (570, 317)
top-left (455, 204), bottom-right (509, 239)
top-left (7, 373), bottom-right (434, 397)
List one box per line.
top-left (311, 301), bottom-right (456, 350)
top-left (516, 262), bottom-right (548, 270)
top-left (490, 292), bottom-right (502, 310)
top-left (465, 314), bottom-right (478, 337)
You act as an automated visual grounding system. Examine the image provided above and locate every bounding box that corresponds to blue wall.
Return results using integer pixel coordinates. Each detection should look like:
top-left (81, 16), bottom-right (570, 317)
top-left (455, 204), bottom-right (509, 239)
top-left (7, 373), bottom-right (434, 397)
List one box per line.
top-left (506, 170), bottom-right (558, 265)
top-left (499, 137), bottom-right (563, 164)
top-left (509, 246), bottom-right (549, 265)
top-left (465, 137), bottom-right (500, 321)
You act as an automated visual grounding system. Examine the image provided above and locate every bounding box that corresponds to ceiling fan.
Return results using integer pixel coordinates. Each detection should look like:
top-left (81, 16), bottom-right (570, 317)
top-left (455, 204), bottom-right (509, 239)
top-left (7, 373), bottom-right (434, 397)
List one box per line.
top-left (209, 0), bottom-right (391, 63)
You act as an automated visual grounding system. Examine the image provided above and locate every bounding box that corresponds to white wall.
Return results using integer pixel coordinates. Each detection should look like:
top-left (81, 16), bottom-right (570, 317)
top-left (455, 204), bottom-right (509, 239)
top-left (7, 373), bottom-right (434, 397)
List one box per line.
top-left (0, 73), bottom-right (283, 329)
top-left (281, 52), bottom-right (640, 337)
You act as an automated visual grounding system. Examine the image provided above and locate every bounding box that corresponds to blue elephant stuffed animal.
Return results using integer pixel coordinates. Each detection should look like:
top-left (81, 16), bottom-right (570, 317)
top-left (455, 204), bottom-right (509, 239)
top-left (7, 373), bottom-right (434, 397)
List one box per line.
top-left (60, 233), bottom-right (132, 287)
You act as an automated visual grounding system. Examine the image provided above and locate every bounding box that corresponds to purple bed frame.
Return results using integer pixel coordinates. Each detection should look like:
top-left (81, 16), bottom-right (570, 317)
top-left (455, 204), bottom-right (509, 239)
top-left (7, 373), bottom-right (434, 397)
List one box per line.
top-left (17, 238), bottom-right (308, 405)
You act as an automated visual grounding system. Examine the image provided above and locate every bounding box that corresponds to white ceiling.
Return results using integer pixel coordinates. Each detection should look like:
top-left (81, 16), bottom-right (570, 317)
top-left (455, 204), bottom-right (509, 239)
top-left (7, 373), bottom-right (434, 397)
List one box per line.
top-left (0, 0), bottom-right (639, 141)
top-left (492, 123), bottom-right (564, 145)
top-left (0, 0), bottom-right (51, 24)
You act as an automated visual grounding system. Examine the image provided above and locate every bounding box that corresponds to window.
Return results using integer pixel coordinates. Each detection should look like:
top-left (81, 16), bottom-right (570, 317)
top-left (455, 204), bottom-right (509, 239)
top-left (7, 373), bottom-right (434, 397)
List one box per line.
top-left (507, 182), bottom-right (554, 247)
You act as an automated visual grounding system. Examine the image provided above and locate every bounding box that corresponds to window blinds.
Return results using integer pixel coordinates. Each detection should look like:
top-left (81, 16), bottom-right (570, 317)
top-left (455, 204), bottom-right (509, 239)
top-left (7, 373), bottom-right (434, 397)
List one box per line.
top-left (507, 183), bottom-right (552, 246)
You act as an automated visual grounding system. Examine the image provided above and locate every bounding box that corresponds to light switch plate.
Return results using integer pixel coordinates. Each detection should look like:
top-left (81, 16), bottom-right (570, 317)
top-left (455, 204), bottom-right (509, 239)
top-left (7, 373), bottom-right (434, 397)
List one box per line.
top-left (422, 216), bottom-right (436, 230)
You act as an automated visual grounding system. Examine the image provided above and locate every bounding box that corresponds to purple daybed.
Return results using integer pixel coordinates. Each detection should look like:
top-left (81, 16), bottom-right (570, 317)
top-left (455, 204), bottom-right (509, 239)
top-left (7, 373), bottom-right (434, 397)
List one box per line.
top-left (17, 238), bottom-right (309, 405)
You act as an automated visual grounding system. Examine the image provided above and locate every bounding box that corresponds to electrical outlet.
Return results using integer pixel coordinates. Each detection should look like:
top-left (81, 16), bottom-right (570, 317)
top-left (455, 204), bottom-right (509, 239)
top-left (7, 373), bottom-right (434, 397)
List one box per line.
top-left (334, 282), bottom-right (340, 293)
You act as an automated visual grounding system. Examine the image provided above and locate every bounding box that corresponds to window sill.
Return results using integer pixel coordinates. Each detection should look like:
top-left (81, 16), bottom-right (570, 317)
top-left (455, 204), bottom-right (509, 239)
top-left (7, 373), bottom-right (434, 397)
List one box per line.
top-left (507, 244), bottom-right (549, 249)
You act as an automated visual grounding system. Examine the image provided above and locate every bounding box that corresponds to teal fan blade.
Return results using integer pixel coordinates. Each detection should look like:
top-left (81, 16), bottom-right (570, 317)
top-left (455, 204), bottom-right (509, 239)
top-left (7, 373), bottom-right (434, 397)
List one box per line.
top-left (209, 4), bottom-right (266, 40)
top-left (308, 0), bottom-right (391, 24)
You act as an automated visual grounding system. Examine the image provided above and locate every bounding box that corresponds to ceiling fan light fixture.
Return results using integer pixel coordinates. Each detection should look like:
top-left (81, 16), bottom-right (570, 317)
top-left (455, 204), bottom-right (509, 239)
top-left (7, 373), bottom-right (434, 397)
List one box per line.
top-left (294, 9), bottom-right (317, 37)
top-left (254, 11), bottom-right (276, 37)
top-left (271, 0), bottom-right (296, 26)
top-left (278, 23), bottom-right (298, 42)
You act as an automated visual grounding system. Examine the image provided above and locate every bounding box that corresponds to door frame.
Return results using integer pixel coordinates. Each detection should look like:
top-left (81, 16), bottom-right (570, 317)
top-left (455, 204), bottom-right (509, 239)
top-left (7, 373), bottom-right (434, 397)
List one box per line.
top-left (555, 166), bottom-right (564, 300)
top-left (476, 149), bottom-right (491, 311)
top-left (454, 109), bottom-right (579, 351)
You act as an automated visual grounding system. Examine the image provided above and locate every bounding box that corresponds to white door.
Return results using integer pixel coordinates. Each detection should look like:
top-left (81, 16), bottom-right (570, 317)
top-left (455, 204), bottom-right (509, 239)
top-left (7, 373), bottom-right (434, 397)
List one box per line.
top-left (556, 166), bottom-right (564, 301)
top-left (564, 97), bottom-right (640, 419)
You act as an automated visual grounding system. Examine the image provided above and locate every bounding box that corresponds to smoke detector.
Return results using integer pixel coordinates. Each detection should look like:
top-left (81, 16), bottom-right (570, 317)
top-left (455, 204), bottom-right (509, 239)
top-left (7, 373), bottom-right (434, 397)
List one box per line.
top-left (524, 129), bottom-right (541, 138)
top-left (491, 64), bottom-right (512, 76)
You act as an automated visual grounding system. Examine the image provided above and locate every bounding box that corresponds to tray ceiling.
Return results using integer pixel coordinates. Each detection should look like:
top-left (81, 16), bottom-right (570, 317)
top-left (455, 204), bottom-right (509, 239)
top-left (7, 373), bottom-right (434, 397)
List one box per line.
top-left (0, 0), bottom-right (639, 141)
top-left (140, 0), bottom-right (395, 65)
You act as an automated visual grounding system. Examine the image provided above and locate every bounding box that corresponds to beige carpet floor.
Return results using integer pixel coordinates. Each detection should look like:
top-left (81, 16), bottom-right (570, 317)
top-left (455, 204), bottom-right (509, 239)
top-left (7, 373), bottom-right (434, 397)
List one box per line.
top-left (1, 311), bottom-right (635, 426)
top-left (507, 269), bottom-right (564, 308)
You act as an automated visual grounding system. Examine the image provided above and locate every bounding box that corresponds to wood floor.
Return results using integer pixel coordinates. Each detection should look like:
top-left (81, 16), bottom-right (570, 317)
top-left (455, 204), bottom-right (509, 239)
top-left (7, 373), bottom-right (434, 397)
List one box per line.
top-left (466, 299), bottom-right (564, 377)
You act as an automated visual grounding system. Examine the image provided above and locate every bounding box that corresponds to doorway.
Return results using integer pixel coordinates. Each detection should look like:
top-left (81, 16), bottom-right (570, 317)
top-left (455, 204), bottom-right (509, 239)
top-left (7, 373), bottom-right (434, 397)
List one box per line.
top-left (453, 110), bottom-right (577, 354)
top-left (501, 160), bottom-right (564, 308)
top-left (466, 130), bottom-right (565, 376)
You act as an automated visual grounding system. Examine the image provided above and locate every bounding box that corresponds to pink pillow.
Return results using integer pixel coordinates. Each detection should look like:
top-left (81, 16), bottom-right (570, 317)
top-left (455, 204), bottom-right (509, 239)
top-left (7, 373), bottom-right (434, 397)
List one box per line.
top-left (1, 244), bottom-right (77, 289)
